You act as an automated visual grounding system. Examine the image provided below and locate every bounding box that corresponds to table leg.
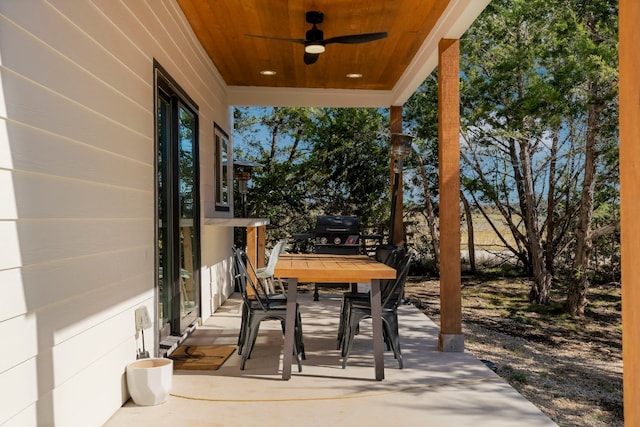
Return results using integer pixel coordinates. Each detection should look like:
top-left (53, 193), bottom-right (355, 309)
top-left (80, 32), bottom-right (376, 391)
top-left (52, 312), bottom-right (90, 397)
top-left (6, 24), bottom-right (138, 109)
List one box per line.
top-left (282, 278), bottom-right (298, 380)
top-left (370, 278), bottom-right (384, 380)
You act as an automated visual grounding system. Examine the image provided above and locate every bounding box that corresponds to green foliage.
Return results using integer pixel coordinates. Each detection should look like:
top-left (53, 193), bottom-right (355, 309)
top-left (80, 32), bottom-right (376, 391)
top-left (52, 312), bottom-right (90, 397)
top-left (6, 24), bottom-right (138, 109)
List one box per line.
top-left (233, 107), bottom-right (391, 240)
top-left (404, 76), bottom-right (440, 201)
top-left (303, 108), bottom-right (390, 227)
top-left (404, 0), bottom-right (620, 301)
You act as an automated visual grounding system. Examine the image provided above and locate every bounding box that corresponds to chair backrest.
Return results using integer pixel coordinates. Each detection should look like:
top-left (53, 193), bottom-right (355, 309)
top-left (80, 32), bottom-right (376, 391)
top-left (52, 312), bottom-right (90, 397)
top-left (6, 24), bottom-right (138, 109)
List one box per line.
top-left (375, 244), bottom-right (406, 270)
top-left (381, 251), bottom-right (414, 310)
top-left (232, 247), bottom-right (270, 310)
top-left (374, 244), bottom-right (406, 297)
top-left (262, 239), bottom-right (287, 276)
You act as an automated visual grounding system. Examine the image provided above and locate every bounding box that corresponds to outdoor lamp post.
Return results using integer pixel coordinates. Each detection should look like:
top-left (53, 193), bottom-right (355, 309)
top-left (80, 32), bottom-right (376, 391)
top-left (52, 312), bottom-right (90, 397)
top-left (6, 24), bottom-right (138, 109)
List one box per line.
top-left (389, 133), bottom-right (413, 245)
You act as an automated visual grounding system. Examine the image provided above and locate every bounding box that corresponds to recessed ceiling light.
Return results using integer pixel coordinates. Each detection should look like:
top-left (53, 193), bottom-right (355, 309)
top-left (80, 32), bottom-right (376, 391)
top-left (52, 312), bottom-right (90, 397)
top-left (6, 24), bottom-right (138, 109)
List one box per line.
top-left (346, 73), bottom-right (363, 79)
top-left (260, 70), bottom-right (276, 76)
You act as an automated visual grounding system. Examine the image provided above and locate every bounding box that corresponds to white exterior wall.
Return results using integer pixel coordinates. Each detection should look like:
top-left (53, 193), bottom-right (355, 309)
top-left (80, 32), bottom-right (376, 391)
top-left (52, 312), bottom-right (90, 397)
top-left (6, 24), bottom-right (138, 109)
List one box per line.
top-left (0, 1), bottom-right (234, 426)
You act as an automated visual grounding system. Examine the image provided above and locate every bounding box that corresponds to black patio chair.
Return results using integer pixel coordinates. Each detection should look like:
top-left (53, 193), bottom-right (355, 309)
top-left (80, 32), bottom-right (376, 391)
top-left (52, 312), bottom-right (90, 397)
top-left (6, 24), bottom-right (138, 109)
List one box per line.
top-left (232, 247), bottom-right (305, 371)
top-left (336, 245), bottom-right (406, 350)
top-left (340, 251), bottom-right (414, 369)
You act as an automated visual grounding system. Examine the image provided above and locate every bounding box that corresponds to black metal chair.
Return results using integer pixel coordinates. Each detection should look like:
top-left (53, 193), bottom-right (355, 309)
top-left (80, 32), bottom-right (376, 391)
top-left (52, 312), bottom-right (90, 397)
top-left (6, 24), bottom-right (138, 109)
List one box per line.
top-left (336, 245), bottom-right (406, 350)
top-left (340, 250), bottom-right (414, 369)
top-left (232, 247), bottom-right (305, 371)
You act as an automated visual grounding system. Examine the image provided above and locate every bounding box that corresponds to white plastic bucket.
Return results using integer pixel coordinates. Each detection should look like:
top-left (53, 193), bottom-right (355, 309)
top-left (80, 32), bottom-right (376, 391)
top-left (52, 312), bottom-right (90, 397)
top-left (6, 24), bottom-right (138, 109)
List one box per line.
top-left (126, 358), bottom-right (173, 406)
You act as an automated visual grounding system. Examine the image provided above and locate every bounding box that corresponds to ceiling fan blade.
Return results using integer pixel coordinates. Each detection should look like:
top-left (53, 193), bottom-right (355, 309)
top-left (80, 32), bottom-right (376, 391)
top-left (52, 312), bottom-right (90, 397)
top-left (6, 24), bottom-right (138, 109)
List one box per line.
top-left (304, 52), bottom-right (319, 65)
top-left (245, 34), bottom-right (306, 45)
top-left (324, 32), bottom-right (388, 45)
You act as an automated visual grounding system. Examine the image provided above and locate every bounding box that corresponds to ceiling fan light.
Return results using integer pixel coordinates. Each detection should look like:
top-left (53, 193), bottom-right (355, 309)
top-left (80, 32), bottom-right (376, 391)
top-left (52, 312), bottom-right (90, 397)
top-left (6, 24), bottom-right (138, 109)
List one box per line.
top-left (305, 43), bottom-right (325, 54)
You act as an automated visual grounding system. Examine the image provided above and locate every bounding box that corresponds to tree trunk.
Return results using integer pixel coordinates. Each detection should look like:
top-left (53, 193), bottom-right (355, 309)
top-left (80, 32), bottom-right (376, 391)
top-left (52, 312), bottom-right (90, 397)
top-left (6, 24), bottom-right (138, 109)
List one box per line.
top-left (416, 152), bottom-right (440, 270)
top-left (461, 191), bottom-right (476, 273)
top-left (565, 95), bottom-right (602, 316)
top-left (519, 137), bottom-right (552, 304)
top-left (544, 126), bottom-right (559, 282)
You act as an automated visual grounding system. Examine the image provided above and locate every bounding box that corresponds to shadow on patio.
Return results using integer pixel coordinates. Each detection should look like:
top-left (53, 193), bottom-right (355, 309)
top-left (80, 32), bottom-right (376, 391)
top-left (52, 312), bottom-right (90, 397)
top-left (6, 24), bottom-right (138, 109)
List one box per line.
top-left (106, 289), bottom-right (557, 427)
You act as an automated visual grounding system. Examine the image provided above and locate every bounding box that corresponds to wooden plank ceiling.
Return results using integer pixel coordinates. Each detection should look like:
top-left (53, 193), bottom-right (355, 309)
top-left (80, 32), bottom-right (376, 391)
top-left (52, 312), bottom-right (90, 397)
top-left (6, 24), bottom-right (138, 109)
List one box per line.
top-left (176, 0), bottom-right (451, 91)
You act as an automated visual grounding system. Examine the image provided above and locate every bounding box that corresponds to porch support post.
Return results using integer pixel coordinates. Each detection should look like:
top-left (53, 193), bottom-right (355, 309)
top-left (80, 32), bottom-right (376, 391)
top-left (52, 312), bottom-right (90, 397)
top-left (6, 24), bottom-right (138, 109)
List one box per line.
top-left (390, 105), bottom-right (404, 246)
top-left (257, 225), bottom-right (266, 268)
top-left (246, 225), bottom-right (266, 269)
top-left (245, 226), bottom-right (258, 293)
top-left (620, 0), bottom-right (640, 423)
top-left (246, 226), bottom-right (257, 267)
top-left (437, 38), bottom-right (463, 352)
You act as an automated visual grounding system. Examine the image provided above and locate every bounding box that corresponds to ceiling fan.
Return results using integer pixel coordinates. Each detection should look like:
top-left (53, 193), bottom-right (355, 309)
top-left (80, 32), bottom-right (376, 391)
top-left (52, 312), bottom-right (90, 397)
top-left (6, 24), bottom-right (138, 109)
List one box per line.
top-left (246, 11), bottom-right (388, 65)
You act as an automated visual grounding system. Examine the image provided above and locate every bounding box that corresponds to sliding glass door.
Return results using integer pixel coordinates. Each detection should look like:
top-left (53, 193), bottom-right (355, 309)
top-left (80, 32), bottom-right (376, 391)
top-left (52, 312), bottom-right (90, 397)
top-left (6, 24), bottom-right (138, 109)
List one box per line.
top-left (155, 63), bottom-right (200, 338)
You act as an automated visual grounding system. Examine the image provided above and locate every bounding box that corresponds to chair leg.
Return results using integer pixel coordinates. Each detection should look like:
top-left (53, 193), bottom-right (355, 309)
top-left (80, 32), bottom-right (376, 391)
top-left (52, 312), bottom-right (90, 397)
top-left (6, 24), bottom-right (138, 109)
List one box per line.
top-left (384, 313), bottom-right (403, 369)
top-left (241, 316), bottom-right (263, 369)
top-left (297, 308), bottom-right (306, 359)
top-left (294, 320), bottom-right (303, 373)
top-left (281, 311), bottom-right (304, 372)
top-left (237, 303), bottom-right (249, 355)
top-left (337, 297), bottom-right (347, 349)
top-left (342, 310), bottom-right (362, 368)
top-left (338, 296), bottom-right (366, 350)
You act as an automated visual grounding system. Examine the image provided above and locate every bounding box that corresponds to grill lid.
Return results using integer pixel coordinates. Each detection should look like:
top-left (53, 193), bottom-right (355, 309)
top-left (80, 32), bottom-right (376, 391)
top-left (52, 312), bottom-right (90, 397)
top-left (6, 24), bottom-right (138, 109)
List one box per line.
top-left (315, 216), bottom-right (359, 246)
top-left (315, 215), bottom-right (359, 233)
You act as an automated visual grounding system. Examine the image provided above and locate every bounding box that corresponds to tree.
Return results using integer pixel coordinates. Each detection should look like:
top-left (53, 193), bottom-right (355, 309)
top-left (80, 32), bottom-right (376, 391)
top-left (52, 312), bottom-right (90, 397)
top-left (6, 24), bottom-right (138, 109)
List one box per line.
top-left (302, 108), bottom-right (391, 228)
top-left (233, 107), bottom-right (391, 239)
top-left (457, 0), bottom-right (619, 308)
top-left (404, 75), bottom-right (441, 271)
top-left (563, 0), bottom-right (619, 316)
top-left (233, 107), bottom-right (316, 238)
top-left (460, 0), bottom-right (565, 303)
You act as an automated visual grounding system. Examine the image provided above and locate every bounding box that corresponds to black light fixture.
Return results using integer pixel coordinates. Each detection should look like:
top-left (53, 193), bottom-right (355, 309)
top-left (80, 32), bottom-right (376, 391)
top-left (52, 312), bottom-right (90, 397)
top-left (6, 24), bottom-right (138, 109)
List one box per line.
top-left (389, 133), bottom-right (413, 245)
top-left (233, 159), bottom-right (262, 218)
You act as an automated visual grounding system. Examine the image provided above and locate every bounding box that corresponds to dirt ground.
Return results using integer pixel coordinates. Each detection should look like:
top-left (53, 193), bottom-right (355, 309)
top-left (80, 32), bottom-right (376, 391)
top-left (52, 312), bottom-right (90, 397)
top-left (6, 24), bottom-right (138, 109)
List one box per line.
top-left (403, 276), bottom-right (623, 427)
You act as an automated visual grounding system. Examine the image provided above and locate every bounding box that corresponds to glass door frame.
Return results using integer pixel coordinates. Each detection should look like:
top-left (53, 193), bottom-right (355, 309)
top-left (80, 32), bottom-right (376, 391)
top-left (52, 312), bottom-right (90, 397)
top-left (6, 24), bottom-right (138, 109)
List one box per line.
top-left (154, 61), bottom-right (201, 343)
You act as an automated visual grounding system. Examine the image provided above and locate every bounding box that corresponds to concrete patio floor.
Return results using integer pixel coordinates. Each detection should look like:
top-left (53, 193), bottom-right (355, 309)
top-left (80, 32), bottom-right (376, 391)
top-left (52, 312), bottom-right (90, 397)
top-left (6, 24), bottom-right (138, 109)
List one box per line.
top-left (105, 289), bottom-right (558, 427)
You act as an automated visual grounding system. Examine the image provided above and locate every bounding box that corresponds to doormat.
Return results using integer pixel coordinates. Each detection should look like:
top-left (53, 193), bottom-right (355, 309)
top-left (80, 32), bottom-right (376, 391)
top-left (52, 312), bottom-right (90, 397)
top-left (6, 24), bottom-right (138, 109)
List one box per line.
top-left (169, 345), bottom-right (236, 370)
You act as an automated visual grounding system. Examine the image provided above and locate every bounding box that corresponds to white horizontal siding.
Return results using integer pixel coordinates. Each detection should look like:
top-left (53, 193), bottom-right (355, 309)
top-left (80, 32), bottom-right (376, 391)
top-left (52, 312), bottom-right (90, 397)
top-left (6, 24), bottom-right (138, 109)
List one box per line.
top-left (201, 226), bottom-right (234, 317)
top-left (0, 405), bottom-right (37, 427)
top-left (0, 68), bottom-right (151, 163)
top-left (0, 267), bottom-right (27, 320)
top-left (0, 358), bottom-right (38, 425)
top-left (0, 170), bottom-right (151, 220)
top-left (0, 314), bottom-right (38, 376)
top-left (49, 294), bottom-right (148, 386)
top-left (0, 0), bottom-right (233, 425)
top-left (0, 0), bottom-right (152, 108)
top-left (0, 247), bottom-right (151, 322)
top-left (42, 276), bottom-right (152, 350)
top-left (0, 220), bottom-right (152, 270)
top-left (0, 121), bottom-right (151, 190)
top-left (0, 14), bottom-right (151, 135)
top-left (52, 342), bottom-right (134, 427)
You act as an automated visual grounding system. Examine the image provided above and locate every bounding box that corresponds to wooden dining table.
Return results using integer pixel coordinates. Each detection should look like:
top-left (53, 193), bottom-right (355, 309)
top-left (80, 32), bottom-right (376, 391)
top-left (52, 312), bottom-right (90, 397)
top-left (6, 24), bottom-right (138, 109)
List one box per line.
top-left (274, 253), bottom-right (397, 380)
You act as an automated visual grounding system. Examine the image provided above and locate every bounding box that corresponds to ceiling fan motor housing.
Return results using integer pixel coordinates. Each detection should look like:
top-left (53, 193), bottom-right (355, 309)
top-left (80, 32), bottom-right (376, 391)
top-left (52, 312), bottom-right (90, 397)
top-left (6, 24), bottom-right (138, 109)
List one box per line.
top-left (306, 28), bottom-right (324, 43)
top-left (306, 11), bottom-right (324, 25)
